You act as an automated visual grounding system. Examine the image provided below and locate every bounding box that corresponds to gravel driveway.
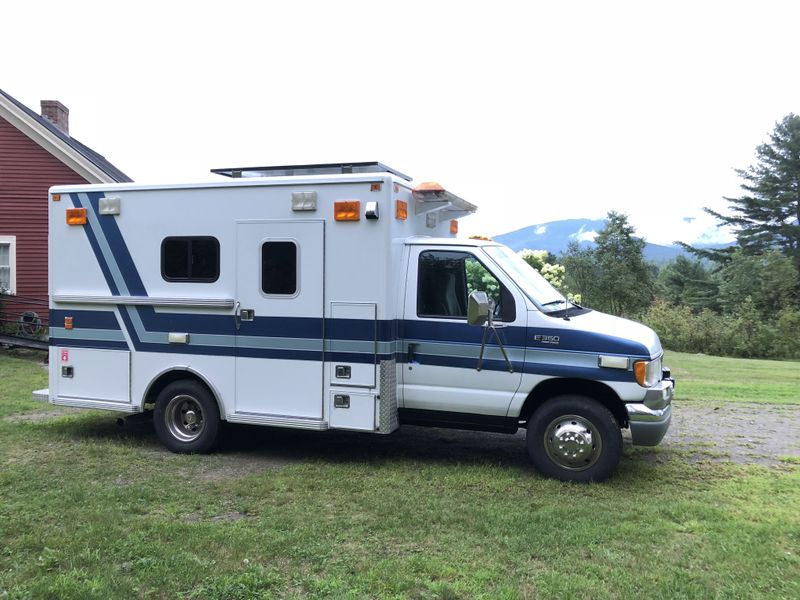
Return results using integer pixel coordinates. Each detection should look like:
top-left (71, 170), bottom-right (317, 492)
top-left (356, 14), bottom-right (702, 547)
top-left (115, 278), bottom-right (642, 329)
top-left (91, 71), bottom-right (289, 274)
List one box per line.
top-left (661, 402), bottom-right (800, 465)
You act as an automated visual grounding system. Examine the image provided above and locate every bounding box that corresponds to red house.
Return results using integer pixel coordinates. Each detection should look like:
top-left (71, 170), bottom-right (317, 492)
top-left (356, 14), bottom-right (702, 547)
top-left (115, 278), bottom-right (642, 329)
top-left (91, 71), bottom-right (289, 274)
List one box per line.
top-left (0, 88), bottom-right (130, 333)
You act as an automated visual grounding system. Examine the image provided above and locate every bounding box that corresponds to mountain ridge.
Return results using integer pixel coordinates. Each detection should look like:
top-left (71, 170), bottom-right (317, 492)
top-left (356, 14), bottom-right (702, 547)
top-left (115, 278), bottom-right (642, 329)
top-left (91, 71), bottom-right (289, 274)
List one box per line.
top-left (493, 218), bottom-right (729, 264)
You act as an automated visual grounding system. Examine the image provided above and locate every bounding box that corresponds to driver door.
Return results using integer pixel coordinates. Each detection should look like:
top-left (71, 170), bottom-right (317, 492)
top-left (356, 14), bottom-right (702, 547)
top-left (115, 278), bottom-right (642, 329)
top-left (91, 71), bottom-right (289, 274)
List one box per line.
top-left (401, 247), bottom-right (524, 416)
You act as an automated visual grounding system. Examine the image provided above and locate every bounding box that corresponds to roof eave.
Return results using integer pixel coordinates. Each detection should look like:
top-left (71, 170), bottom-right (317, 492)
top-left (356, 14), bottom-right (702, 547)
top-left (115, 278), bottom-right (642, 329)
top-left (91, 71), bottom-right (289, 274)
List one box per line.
top-left (0, 93), bottom-right (121, 184)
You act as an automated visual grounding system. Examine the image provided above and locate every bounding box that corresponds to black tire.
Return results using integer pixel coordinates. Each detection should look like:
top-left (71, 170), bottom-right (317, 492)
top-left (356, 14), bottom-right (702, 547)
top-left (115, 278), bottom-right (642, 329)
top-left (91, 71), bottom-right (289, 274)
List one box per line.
top-left (153, 380), bottom-right (220, 453)
top-left (526, 395), bottom-right (622, 482)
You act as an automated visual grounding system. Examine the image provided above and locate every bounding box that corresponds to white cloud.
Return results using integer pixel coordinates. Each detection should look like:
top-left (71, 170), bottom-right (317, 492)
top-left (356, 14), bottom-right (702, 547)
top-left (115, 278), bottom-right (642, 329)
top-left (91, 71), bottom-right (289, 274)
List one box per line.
top-left (570, 226), bottom-right (598, 243)
top-left (535, 225), bottom-right (547, 235)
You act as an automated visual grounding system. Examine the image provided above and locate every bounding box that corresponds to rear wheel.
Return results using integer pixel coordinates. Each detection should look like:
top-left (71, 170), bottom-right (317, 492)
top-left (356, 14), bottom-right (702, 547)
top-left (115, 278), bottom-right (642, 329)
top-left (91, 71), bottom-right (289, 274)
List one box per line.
top-left (154, 380), bottom-right (220, 453)
top-left (527, 395), bottom-right (622, 482)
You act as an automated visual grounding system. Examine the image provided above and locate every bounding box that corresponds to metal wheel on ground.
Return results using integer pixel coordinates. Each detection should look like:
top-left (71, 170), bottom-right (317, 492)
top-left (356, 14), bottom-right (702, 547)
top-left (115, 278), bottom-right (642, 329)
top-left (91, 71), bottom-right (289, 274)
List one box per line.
top-left (154, 380), bottom-right (220, 453)
top-left (527, 395), bottom-right (622, 482)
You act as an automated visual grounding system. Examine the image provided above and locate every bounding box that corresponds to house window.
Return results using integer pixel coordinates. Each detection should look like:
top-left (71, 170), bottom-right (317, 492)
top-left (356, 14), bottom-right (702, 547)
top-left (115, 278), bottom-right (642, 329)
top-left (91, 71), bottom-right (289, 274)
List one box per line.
top-left (161, 237), bottom-right (220, 282)
top-left (261, 241), bottom-right (297, 295)
top-left (0, 235), bottom-right (16, 294)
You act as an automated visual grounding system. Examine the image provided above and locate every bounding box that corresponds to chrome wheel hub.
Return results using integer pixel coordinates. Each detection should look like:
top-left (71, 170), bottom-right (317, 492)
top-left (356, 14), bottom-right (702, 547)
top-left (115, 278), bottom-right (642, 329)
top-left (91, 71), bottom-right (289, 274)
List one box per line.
top-left (544, 415), bottom-right (602, 471)
top-left (165, 395), bottom-right (205, 442)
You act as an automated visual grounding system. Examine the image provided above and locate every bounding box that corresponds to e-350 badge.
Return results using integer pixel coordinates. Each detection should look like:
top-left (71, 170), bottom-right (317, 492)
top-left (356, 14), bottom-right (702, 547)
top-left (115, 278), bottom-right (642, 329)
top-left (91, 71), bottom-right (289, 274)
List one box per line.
top-left (533, 334), bottom-right (560, 345)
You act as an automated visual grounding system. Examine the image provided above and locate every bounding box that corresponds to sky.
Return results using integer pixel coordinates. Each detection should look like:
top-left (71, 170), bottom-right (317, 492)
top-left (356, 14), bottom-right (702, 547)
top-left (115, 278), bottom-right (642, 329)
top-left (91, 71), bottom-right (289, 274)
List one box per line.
top-left (3, 0), bottom-right (798, 246)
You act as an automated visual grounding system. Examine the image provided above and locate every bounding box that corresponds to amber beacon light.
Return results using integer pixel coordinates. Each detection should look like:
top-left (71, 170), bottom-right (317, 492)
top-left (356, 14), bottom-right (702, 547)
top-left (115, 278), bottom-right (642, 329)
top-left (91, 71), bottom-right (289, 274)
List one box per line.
top-left (395, 200), bottom-right (408, 220)
top-left (334, 200), bottom-right (361, 221)
top-left (66, 208), bottom-right (87, 225)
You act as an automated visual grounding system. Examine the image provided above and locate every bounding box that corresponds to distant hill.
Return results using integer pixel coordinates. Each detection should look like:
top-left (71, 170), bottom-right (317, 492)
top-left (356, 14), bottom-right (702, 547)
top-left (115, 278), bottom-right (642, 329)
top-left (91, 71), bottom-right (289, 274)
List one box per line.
top-left (493, 218), bottom-right (730, 264)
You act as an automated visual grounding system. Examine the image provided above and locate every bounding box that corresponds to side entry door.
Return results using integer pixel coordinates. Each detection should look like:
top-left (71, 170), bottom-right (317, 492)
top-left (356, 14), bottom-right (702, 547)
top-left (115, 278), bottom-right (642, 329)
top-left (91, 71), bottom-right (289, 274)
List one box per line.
top-left (402, 247), bottom-right (524, 416)
top-left (234, 220), bottom-right (324, 419)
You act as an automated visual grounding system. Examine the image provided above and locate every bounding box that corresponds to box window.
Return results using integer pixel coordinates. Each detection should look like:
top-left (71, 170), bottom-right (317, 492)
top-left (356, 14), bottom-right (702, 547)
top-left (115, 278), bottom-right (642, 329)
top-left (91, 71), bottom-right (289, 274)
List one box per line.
top-left (161, 237), bottom-right (219, 282)
top-left (262, 241), bottom-right (297, 295)
top-left (0, 236), bottom-right (16, 294)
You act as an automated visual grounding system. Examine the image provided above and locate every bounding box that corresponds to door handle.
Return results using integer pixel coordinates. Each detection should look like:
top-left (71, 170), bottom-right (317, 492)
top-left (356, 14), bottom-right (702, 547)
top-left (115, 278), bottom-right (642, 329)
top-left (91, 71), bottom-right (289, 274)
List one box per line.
top-left (234, 302), bottom-right (255, 330)
top-left (408, 343), bottom-right (419, 365)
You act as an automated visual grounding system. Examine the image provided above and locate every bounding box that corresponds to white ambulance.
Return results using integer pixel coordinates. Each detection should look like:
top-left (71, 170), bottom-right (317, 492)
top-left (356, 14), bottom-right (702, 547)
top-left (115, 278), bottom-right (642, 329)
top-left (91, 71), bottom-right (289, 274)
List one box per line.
top-left (38, 162), bottom-right (673, 481)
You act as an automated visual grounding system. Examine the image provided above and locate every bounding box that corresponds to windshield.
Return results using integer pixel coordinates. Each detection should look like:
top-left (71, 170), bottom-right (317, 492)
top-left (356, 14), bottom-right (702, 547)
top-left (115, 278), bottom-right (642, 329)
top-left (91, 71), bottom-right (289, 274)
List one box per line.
top-left (483, 245), bottom-right (569, 313)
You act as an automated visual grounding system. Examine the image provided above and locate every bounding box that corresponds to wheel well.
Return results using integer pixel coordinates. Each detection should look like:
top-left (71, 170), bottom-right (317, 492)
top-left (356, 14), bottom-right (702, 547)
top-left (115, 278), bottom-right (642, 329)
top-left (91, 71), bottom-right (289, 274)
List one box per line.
top-left (518, 378), bottom-right (628, 428)
top-left (143, 370), bottom-right (223, 417)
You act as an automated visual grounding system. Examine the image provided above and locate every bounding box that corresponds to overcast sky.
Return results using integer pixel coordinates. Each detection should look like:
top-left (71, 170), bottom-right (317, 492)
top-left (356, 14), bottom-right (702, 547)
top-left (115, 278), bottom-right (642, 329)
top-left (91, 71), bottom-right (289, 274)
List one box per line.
top-left (3, 0), bottom-right (798, 246)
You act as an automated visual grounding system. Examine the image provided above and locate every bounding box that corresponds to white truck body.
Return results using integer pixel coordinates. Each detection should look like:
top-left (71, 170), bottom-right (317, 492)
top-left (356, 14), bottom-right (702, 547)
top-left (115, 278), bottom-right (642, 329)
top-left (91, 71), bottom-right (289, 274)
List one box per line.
top-left (40, 163), bottom-right (673, 481)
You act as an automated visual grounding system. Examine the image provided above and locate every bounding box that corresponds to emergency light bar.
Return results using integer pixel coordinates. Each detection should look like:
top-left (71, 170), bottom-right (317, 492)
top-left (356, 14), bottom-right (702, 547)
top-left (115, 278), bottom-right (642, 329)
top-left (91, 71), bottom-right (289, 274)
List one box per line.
top-left (412, 182), bottom-right (477, 219)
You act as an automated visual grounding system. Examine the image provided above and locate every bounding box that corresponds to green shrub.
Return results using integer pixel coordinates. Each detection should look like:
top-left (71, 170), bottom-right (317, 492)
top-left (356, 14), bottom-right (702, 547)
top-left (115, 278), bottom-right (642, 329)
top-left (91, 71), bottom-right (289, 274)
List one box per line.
top-left (640, 300), bottom-right (800, 359)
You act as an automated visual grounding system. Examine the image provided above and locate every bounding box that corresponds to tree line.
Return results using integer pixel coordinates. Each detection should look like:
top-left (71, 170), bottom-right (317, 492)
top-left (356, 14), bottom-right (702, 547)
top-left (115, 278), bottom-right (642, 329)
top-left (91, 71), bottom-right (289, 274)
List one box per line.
top-left (523, 114), bottom-right (800, 360)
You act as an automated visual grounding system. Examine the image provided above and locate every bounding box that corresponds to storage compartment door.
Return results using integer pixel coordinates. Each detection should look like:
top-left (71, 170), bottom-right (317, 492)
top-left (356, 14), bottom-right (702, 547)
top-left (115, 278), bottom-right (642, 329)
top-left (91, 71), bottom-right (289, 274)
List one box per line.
top-left (54, 347), bottom-right (131, 403)
top-left (329, 390), bottom-right (376, 431)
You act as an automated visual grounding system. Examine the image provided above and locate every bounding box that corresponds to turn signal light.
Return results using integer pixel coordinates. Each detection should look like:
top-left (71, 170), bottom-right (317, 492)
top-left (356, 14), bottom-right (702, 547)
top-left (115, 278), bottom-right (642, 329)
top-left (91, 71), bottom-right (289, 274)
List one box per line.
top-left (450, 220), bottom-right (458, 234)
top-left (396, 200), bottom-right (408, 220)
top-left (66, 208), bottom-right (87, 225)
top-left (334, 200), bottom-right (360, 221)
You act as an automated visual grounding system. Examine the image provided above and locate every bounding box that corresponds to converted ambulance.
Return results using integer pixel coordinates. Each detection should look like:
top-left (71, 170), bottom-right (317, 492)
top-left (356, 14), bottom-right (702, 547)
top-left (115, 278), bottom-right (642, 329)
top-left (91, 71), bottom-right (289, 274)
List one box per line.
top-left (36, 162), bottom-right (673, 481)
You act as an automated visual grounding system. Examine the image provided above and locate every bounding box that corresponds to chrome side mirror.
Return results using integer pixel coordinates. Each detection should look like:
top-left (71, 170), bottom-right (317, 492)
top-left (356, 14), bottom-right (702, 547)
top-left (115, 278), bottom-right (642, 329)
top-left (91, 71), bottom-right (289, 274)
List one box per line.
top-left (467, 291), bottom-right (490, 326)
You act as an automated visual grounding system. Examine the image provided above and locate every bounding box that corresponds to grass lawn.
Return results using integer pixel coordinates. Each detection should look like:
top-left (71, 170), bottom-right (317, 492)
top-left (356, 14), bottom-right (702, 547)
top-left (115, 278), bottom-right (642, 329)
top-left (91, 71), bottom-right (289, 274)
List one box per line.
top-left (665, 351), bottom-right (800, 405)
top-left (1, 350), bottom-right (798, 599)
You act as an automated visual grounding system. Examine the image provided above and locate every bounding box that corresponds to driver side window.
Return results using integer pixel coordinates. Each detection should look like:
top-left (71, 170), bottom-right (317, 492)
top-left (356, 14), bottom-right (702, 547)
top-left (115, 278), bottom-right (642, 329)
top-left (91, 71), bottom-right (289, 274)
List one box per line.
top-left (417, 250), bottom-right (513, 320)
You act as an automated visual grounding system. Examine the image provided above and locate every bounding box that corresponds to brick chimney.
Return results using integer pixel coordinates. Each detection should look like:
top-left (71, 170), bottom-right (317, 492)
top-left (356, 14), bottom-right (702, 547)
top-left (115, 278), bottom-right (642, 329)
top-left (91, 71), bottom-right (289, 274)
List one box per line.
top-left (40, 100), bottom-right (69, 135)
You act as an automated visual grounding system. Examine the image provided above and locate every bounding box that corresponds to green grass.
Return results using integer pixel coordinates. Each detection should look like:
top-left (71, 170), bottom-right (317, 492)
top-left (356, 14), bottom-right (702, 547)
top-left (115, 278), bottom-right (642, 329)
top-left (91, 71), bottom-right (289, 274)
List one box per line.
top-left (1, 350), bottom-right (799, 599)
top-left (665, 351), bottom-right (800, 404)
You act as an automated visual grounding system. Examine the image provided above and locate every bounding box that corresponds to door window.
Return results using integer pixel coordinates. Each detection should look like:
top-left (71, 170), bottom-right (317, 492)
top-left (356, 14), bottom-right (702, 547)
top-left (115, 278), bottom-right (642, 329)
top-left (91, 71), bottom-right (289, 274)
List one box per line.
top-left (261, 241), bottom-right (297, 295)
top-left (417, 250), bottom-right (514, 320)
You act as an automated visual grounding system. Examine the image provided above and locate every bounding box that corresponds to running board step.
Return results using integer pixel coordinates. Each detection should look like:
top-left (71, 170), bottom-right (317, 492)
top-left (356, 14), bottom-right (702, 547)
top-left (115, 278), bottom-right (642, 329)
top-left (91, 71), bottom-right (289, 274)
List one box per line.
top-left (227, 413), bottom-right (329, 431)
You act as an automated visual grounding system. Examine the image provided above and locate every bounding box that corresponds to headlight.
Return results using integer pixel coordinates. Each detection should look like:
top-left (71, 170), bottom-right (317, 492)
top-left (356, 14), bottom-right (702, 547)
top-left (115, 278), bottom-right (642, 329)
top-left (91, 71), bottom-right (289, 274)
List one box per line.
top-left (633, 357), bottom-right (662, 387)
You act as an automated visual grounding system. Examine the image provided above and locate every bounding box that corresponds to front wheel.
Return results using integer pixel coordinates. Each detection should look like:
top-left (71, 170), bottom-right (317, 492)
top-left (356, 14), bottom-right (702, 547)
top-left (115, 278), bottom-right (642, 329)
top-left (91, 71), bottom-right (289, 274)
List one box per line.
top-left (154, 380), bottom-right (220, 453)
top-left (527, 395), bottom-right (622, 482)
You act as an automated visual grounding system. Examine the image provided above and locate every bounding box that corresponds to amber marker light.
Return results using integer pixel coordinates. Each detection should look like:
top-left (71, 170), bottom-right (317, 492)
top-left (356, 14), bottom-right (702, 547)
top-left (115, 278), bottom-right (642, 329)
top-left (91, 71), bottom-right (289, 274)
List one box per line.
top-left (396, 200), bottom-right (408, 220)
top-left (334, 200), bottom-right (361, 221)
top-left (66, 208), bottom-right (87, 225)
top-left (52, 194), bottom-right (61, 202)
top-left (450, 220), bottom-right (458, 234)
top-left (64, 316), bottom-right (73, 330)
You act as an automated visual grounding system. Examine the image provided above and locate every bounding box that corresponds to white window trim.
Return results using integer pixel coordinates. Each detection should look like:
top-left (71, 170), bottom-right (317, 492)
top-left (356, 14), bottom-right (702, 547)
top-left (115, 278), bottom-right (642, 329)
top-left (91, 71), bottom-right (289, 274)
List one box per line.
top-left (0, 235), bottom-right (17, 295)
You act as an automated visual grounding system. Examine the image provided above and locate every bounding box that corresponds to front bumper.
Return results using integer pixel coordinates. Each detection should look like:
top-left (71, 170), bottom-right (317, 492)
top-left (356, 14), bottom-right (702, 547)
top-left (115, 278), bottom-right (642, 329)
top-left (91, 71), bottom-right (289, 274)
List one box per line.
top-left (625, 378), bottom-right (674, 446)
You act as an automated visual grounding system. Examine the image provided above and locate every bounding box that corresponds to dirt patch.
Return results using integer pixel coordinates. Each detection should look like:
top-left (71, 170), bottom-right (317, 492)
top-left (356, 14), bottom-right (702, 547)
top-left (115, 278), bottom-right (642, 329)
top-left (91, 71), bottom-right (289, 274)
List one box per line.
top-left (3, 407), bottom-right (84, 424)
top-left (190, 453), bottom-right (295, 482)
top-left (661, 402), bottom-right (800, 465)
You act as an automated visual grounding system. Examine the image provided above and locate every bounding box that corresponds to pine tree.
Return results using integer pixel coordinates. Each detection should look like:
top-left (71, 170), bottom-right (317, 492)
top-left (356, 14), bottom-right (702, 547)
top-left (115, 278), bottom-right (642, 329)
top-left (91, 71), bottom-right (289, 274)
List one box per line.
top-left (563, 212), bottom-right (653, 316)
top-left (684, 114), bottom-right (800, 275)
top-left (593, 212), bottom-right (654, 316)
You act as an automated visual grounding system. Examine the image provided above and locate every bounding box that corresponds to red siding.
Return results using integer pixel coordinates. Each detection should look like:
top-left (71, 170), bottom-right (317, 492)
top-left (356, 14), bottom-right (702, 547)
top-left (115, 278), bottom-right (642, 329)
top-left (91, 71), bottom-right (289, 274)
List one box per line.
top-left (0, 115), bottom-right (88, 321)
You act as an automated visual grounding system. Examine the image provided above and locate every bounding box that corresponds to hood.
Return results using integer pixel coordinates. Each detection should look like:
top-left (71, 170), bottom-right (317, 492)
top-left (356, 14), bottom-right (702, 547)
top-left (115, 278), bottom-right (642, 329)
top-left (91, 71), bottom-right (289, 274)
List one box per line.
top-left (530, 309), bottom-right (662, 358)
